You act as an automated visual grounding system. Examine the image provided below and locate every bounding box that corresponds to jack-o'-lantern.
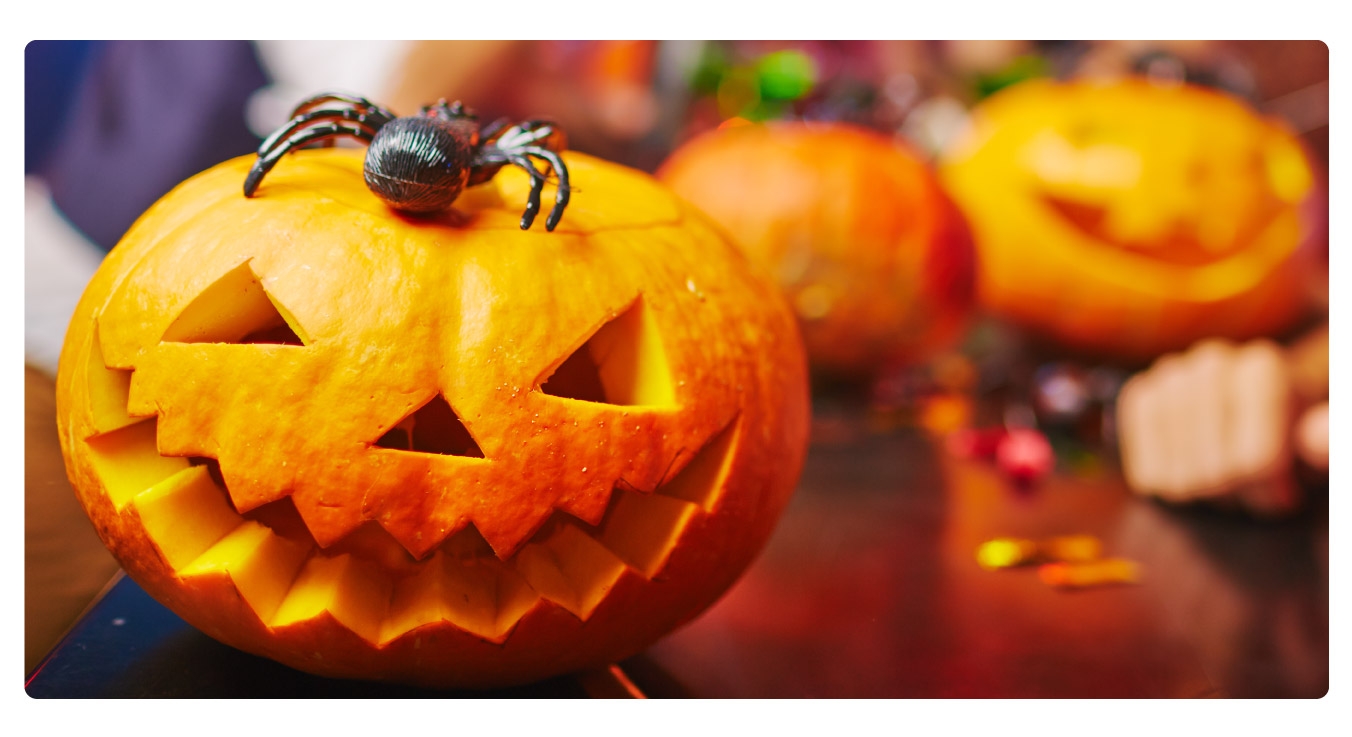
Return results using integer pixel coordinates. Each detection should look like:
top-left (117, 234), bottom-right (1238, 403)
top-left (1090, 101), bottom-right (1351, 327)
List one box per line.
top-left (939, 78), bottom-right (1324, 360)
top-left (657, 122), bottom-right (977, 379)
top-left (55, 148), bottom-right (810, 689)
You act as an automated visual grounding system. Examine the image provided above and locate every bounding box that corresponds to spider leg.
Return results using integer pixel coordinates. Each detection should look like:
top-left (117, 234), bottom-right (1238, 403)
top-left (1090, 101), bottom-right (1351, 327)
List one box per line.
top-left (256, 107), bottom-right (391, 161)
top-left (507, 153), bottom-right (549, 231)
top-left (520, 146), bottom-right (571, 231)
top-left (290, 92), bottom-right (394, 120)
top-left (479, 117), bottom-right (511, 144)
top-left (244, 122), bottom-right (376, 197)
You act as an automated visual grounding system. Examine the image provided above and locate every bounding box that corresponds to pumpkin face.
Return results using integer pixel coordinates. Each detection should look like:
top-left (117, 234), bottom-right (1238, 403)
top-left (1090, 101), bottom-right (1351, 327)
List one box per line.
top-left (939, 79), bottom-right (1323, 360)
top-left (55, 149), bottom-right (809, 689)
top-left (657, 122), bottom-right (977, 378)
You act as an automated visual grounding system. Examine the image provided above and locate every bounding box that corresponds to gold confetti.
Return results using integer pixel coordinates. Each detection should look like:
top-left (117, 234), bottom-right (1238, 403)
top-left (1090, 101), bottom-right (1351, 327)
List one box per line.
top-left (976, 538), bottom-right (1039, 570)
top-left (976, 534), bottom-right (1103, 569)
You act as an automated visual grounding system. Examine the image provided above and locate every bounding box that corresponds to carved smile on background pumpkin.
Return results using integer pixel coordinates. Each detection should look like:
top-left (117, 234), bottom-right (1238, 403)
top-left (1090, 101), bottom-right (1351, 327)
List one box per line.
top-left (1038, 192), bottom-right (1279, 268)
top-left (78, 261), bottom-right (741, 645)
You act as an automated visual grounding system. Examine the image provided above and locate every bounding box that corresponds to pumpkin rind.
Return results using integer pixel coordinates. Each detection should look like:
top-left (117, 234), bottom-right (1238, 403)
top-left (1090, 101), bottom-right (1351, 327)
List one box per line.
top-left (56, 148), bottom-right (809, 688)
top-left (657, 122), bottom-right (977, 377)
top-left (938, 79), bottom-right (1323, 360)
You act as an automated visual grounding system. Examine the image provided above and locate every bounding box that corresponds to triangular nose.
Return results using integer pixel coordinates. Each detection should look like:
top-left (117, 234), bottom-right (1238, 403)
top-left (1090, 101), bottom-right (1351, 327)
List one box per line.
top-left (375, 394), bottom-right (484, 457)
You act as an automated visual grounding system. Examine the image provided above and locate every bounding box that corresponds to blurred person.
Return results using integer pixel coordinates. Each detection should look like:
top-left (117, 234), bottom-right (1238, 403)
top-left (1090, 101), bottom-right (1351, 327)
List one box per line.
top-left (25, 40), bottom-right (270, 375)
top-left (25, 41), bottom-right (452, 373)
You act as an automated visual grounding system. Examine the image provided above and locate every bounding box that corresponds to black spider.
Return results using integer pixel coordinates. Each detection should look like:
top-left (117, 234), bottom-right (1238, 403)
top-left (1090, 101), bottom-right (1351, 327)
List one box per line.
top-left (243, 93), bottom-right (571, 231)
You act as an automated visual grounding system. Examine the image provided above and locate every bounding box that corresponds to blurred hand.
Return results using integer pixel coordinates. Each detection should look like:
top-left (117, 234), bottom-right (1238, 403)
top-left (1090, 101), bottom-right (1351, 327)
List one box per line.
top-left (1116, 334), bottom-right (1327, 516)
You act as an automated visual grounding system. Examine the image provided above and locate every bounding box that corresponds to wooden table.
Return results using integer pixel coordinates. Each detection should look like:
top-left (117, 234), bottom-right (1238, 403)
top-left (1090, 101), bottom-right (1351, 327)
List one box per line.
top-left (644, 411), bottom-right (1329, 698)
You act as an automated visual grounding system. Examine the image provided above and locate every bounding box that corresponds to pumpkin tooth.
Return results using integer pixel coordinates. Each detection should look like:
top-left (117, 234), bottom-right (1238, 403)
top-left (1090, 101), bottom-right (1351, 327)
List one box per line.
top-left (288, 488), bottom-right (369, 549)
top-left (85, 418), bottom-right (192, 510)
top-left (82, 323), bottom-right (138, 437)
top-left (178, 521), bottom-right (310, 624)
top-left (511, 515), bottom-right (628, 620)
top-left (271, 553), bottom-right (392, 642)
top-left (381, 551), bottom-right (538, 645)
top-left (131, 464), bottom-right (243, 570)
top-left (592, 489), bottom-right (699, 578)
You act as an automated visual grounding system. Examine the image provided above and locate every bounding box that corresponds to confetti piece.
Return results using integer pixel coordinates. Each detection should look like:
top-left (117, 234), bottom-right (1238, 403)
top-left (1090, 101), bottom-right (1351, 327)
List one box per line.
top-left (976, 538), bottom-right (1040, 570)
top-left (975, 534), bottom-right (1104, 569)
top-left (1038, 558), bottom-right (1141, 589)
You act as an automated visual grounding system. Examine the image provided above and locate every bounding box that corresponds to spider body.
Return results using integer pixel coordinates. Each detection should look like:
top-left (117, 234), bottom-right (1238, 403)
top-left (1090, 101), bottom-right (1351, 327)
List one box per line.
top-left (244, 94), bottom-right (571, 230)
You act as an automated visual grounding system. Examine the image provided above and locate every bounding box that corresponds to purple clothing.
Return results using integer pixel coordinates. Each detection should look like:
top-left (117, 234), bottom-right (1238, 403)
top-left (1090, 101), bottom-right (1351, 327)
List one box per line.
top-left (36, 41), bottom-right (268, 252)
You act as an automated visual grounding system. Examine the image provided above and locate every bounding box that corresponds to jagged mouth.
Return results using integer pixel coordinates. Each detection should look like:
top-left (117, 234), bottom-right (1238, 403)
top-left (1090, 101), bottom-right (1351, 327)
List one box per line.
top-left (78, 302), bottom-right (742, 647)
top-left (84, 400), bottom-right (739, 646)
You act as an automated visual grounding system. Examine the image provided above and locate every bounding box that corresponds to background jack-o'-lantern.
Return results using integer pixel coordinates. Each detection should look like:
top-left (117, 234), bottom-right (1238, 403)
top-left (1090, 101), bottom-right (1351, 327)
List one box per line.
top-left (938, 78), bottom-right (1325, 361)
top-left (55, 148), bottom-right (810, 689)
top-left (657, 122), bottom-right (977, 380)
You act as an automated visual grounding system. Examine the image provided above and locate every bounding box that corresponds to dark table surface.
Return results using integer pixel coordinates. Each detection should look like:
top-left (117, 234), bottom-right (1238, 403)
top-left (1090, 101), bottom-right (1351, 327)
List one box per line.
top-left (25, 396), bottom-right (1329, 699)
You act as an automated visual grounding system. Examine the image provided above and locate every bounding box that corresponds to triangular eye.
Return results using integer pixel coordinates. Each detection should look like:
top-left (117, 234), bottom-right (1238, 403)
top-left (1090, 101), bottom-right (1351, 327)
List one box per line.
top-left (161, 261), bottom-right (306, 345)
top-left (540, 296), bottom-right (675, 406)
top-left (375, 394), bottom-right (484, 458)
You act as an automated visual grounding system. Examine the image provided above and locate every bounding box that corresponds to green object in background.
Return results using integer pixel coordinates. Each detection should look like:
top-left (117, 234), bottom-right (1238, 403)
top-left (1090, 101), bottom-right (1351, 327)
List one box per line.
top-left (972, 54), bottom-right (1052, 99)
top-left (688, 44), bottom-right (820, 123)
top-left (755, 50), bottom-right (818, 102)
top-left (690, 44), bottom-right (730, 95)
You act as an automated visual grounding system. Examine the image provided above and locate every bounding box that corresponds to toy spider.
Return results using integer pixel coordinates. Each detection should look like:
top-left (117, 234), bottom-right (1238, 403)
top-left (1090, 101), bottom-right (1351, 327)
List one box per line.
top-left (243, 93), bottom-right (571, 231)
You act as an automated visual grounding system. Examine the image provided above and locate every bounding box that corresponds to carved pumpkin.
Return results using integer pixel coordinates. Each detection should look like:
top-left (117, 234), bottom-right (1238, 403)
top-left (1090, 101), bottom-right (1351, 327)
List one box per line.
top-left (657, 122), bottom-right (977, 378)
top-left (55, 148), bottom-right (810, 689)
top-left (939, 78), bottom-right (1324, 360)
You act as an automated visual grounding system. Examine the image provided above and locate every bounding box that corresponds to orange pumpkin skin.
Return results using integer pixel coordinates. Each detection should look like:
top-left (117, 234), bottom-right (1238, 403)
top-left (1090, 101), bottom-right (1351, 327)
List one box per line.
top-left (55, 149), bottom-right (809, 689)
top-left (657, 122), bottom-right (977, 378)
top-left (939, 79), bottom-right (1324, 360)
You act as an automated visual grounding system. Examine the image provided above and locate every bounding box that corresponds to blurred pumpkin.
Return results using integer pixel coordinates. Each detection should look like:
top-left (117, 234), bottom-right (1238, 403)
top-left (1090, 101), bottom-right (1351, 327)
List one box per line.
top-left (657, 121), bottom-right (977, 379)
top-left (55, 148), bottom-right (809, 689)
top-left (939, 78), bottom-right (1324, 360)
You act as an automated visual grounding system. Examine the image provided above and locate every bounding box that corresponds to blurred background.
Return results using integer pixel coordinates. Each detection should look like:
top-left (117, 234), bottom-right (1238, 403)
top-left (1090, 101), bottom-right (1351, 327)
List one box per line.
top-left (25, 40), bottom-right (1329, 696)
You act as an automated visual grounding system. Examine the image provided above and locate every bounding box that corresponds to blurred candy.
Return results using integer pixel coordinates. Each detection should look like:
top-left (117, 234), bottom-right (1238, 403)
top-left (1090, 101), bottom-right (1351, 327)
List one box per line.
top-left (976, 534), bottom-right (1103, 570)
top-left (976, 537), bottom-right (1039, 570)
top-left (1038, 558), bottom-right (1141, 589)
top-left (996, 427), bottom-right (1054, 484)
